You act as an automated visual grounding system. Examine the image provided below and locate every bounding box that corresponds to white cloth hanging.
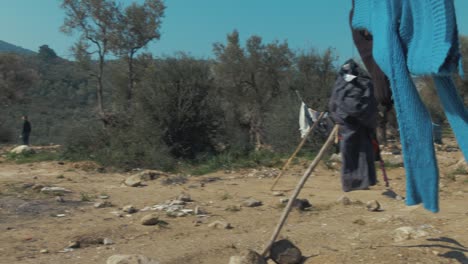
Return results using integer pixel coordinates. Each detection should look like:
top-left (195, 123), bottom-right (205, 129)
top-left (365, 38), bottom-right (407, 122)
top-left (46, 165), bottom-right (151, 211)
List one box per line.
top-left (299, 102), bottom-right (314, 138)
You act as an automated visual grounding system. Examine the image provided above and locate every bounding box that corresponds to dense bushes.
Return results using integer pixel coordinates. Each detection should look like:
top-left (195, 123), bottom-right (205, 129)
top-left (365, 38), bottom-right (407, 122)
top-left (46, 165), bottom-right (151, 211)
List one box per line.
top-left (54, 36), bottom-right (338, 170)
top-left (7, 33), bottom-right (467, 172)
top-left (0, 125), bottom-right (14, 143)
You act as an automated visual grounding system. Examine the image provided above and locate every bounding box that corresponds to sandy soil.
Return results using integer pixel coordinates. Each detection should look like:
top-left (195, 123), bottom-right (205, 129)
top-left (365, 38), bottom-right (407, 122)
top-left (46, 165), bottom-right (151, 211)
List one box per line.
top-left (0, 144), bottom-right (467, 264)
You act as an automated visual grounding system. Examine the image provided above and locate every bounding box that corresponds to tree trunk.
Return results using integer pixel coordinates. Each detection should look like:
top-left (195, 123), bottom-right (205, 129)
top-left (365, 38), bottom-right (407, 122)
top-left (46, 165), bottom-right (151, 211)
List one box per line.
top-left (126, 52), bottom-right (135, 111)
top-left (97, 54), bottom-right (107, 126)
top-left (250, 109), bottom-right (265, 151)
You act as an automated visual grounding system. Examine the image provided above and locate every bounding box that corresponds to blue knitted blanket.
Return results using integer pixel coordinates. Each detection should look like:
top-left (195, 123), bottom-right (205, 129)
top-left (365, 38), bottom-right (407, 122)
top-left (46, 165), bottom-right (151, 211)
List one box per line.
top-left (352, 0), bottom-right (468, 212)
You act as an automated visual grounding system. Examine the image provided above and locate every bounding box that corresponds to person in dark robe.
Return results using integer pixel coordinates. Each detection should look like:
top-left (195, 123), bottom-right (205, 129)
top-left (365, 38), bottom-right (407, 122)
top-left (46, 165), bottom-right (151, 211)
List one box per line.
top-left (21, 115), bottom-right (31, 145)
top-left (329, 59), bottom-right (378, 192)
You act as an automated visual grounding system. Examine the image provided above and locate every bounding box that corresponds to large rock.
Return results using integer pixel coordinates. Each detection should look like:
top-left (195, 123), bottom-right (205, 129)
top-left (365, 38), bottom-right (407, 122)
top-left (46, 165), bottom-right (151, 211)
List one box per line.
top-left (136, 170), bottom-right (167, 181)
top-left (125, 170), bottom-right (167, 187)
top-left (107, 254), bottom-right (160, 264)
top-left (229, 250), bottom-right (267, 264)
top-left (140, 214), bottom-right (160, 226)
top-left (329, 153), bottom-right (342, 163)
top-left (125, 175), bottom-right (142, 187)
top-left (366, 200), bottom-right (381, 212)
top-left (10, 145), bottom-right (35, 155)
top-left (393, 226), bottom-right (429, 242)
top-left (270, 240), bottom-right (303, 264)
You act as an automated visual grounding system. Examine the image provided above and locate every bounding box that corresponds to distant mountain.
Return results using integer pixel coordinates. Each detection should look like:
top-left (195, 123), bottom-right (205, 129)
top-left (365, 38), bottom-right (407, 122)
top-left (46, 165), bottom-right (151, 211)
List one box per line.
top-left (0, 40), bottom-right (35, 55)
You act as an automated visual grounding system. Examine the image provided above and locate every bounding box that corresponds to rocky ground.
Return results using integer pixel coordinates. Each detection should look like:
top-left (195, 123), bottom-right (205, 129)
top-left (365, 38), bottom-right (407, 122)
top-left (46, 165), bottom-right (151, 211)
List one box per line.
top-left (0, 142), bottom-right (467, 264)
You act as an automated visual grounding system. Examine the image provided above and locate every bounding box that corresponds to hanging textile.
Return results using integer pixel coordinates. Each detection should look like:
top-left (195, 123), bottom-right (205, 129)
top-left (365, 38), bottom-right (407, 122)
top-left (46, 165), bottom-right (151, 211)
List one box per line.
top-left (352, 0), bottom-right (468, 212)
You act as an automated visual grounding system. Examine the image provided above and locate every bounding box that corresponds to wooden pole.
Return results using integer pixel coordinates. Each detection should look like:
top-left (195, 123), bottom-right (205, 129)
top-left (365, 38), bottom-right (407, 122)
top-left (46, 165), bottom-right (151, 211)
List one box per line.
top-left (261, 125), bottom-right (339, 257)
top-left (270, 112), bottom-right (326, 191)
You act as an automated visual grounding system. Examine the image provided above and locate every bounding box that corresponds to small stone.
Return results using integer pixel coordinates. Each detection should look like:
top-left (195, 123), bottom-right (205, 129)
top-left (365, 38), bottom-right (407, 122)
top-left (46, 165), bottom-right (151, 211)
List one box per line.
top-left (432, 250), bottom-right (440, 256)
top-left (125, 175), bottom-right (142, 187)
top-left (208, 220), bottom-right (232, 229)
top-left (225, 205), bottom-right (241, 212)
top-left (103, 238), bottom-right (114, 245)
top-left (59, 248), bottom-right (74, 253)
top-left (40, 249), bottom-right (49, 254)
top-left (122, 205), bottom-right (138, 214)
top-left (170, 200), bottom-right (186, 206)
top-left (292, 199), bottom-right (312, 211)
top-left (106, 254), bottom-right (160, 264)
top-left (32, 184), bottom-right (44, 191)
top-left (40, 187), bottom-right (72, 195)
top-left (140, 206), bottom-right (152, 212)
top-left (55, 196), bottom-right (65, 203)
top-left (56, 214), bottom-right (66, 217)
top-left (280, 198), bottom-right (289, 204)
top-left (395, 195), bottom-right (404, 201)
top-left (242, 198), bottom-right (262, 207)
top-left (270, 239), bottom-right (303, 264)
top-left (136, 170), bottom-right (166, 181)
top-left (353, 219), bottom-right (366, 225)
top-left (337, 195), bottom-right (352, 206)
top-left (272, 192), bottom-right (284, 197)
top-left (99, 195), bottom-right (110, 199)
top-left (177, 192), bottom-right (192, 202)
top-left (366, 200), bottom-right (381, 212)
top-left (140, 214), bottom-right (160, 226)
top-left (167, 211), bottom-right (187, 217)
top-left (229, 250), bottom-right (267, 264)
top-left (94, 201), bottom-right (113, 208)
top-left (67, 241), bottom-right (80, 249)
top-left (194, 206), bottom-right (207, 215)
top-left (110, 211), bottom-right (124, 217)
top-left (21, 183), bottom-right (34, 189)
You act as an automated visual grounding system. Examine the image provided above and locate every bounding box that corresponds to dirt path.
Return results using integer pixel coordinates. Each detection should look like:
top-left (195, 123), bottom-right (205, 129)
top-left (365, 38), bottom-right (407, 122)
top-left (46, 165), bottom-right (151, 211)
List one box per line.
top-left (0, 147), bottom-right (467, 264)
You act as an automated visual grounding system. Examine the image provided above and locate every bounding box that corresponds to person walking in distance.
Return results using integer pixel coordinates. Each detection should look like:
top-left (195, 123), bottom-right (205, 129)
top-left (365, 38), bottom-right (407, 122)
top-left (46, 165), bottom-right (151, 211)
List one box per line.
top-left (21, 115), bottom-right (31, 145)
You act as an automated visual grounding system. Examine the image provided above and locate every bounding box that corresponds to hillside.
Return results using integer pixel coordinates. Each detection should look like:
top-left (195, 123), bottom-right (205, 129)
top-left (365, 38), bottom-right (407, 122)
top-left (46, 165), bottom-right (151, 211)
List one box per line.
top-left (0, 40), bottom-right (35, 55)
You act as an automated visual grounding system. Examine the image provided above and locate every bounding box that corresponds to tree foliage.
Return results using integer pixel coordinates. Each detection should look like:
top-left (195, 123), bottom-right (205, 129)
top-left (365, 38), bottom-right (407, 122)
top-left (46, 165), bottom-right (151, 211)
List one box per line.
top-left (213, 30), bottom-right (295, 150)
top-left (61, 0), bottom-right (120, 121)
top-left (38, 45), bottom-right (58, 62)
top-left (0, 54), bottom-right (38, 107)
top-left (61, 0), bottom-right (166, 121)
top-left (111, 0), bottom-right (165, 108)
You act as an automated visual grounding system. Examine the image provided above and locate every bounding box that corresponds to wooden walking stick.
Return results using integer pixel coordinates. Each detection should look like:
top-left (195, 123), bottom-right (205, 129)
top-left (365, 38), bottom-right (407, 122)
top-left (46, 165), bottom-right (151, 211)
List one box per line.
top-left (270, 111), bottom-right (326, 190)
top-left (261, 125), bottom-right (339, 257)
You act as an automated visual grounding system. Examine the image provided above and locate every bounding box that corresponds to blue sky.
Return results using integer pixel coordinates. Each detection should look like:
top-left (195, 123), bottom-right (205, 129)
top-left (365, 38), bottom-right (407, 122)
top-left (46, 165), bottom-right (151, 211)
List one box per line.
top-left (1, 0), bottom-right (468, 61)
